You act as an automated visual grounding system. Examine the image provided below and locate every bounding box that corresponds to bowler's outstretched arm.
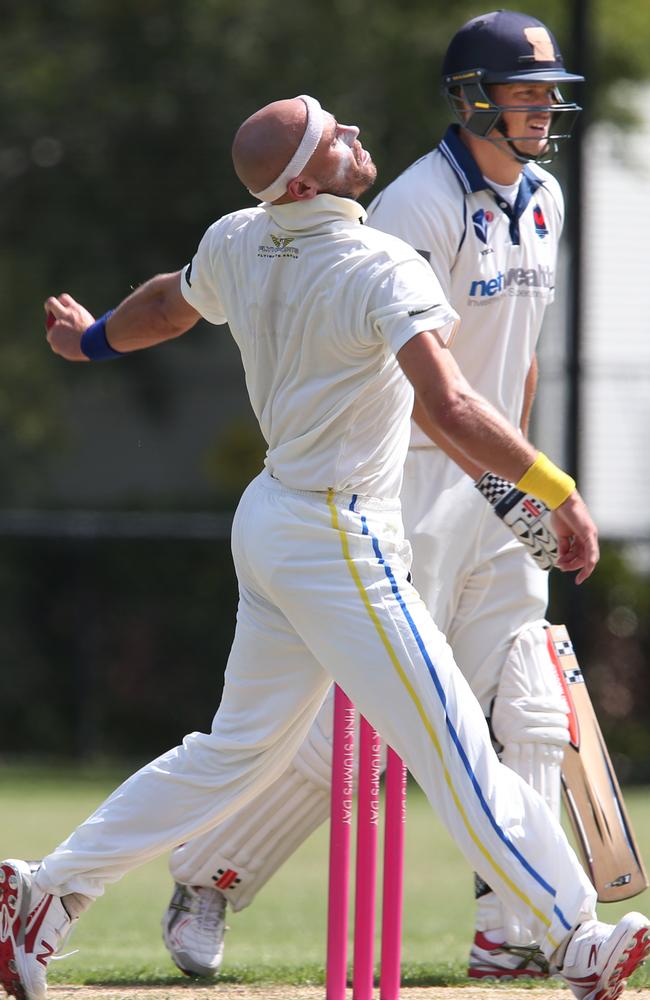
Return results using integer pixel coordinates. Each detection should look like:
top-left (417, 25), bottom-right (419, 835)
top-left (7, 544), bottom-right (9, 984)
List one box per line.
top-left (45, 272), bottom-right (200, 361)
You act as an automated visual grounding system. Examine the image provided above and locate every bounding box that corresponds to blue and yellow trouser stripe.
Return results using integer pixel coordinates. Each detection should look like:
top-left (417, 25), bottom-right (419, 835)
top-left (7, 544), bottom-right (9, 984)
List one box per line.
top-left (327, 490), bottom-right (568, 945)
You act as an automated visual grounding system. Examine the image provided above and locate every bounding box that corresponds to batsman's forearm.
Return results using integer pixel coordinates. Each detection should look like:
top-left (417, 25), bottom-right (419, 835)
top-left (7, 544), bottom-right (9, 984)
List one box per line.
top-left (105, 273), bottom-right (199, 353)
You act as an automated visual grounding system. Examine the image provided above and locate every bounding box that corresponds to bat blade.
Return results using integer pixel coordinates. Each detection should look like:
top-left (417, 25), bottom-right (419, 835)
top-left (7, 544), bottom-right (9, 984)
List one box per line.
top-left (547, 624), bottom-right (648, 902)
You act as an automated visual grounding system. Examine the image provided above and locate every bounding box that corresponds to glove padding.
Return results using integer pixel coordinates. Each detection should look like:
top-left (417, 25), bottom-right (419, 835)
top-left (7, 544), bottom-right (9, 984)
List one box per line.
top-left (475, 472), bottom-right (559, 571)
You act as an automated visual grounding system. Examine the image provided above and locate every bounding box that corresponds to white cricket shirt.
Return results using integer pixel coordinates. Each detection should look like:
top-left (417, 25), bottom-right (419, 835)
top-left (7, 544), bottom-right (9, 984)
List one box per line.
top-left (181, 194), bottom-right (457, 499)
top-left (367, 125), bottom-right (564, 446)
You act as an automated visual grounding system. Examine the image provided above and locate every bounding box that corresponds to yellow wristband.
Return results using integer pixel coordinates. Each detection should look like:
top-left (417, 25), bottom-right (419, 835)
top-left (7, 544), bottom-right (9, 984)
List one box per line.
top-left (516, 452), bottom-right (576, 510)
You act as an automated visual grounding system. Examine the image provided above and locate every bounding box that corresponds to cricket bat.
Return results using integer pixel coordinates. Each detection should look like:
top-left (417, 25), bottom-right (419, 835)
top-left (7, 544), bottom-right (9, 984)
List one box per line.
top-left (546, 624), bottom-right (648, 902)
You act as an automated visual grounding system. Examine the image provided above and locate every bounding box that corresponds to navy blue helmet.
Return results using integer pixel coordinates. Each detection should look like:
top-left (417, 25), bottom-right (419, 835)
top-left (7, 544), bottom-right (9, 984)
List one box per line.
top-left (442, 10), bottom-right (583, 161)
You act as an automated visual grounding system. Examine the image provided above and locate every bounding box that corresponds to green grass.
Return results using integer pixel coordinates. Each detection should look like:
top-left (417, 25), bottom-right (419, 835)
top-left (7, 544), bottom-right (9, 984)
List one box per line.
top-left (0, 764), bottom-right (649, 987)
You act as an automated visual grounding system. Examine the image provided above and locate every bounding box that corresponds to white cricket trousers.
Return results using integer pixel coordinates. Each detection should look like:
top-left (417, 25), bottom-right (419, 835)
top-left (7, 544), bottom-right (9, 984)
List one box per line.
top-left (401, 446), bottom-right (549, 713)
top-left (37, 470), bottom-right (595, 956)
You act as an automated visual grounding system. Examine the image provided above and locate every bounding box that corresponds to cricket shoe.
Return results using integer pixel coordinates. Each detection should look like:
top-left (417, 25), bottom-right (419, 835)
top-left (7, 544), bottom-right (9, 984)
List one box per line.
top-left (558, 912), bottom-right (650, 1000)
top-left (162, 882), bottom-right (227, 978)
top-left (0, 859), bottom-right (75, 1000)
top-left (468, 930), bottom-right (549, 979)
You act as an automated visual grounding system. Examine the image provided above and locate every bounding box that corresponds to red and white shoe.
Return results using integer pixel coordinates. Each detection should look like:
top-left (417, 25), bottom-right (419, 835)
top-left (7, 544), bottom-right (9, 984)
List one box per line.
top-left (468, 930), bottom-right (549, 979)
top-left (558, 912), bottom-right (650, 1000)
top-left (0, 859), bottom-right (74, 1000)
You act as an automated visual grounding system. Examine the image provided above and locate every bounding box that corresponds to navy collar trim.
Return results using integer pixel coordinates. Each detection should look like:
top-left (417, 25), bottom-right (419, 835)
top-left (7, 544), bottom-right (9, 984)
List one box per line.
top-left (439, 125), bottom-right (486, 194)
top-left (440, 124), bottom-right (545, 204)
top-left (439, 125), bottom-right (547, 244)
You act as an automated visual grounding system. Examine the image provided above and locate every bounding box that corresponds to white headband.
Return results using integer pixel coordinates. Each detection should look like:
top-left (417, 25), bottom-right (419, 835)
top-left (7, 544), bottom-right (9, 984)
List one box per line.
top-left (250, 95), bottom-right (324, 202)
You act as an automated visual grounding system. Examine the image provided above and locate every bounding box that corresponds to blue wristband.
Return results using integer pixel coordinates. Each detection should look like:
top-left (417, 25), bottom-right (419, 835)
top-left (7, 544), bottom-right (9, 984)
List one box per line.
top-left (80, 310), bottom-right (122, 361)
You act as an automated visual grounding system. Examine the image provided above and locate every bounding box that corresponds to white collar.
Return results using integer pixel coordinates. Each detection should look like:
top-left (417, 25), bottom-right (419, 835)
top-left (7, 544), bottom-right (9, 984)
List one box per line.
top-left (262, 193), bottom-right (367, 232)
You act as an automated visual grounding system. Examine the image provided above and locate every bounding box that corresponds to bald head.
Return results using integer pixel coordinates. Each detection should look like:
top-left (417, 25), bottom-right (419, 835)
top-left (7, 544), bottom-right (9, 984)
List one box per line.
top-left (232, 98), bottom-right (309, 197)
top-left (232, 95), bottom-right (377, 204)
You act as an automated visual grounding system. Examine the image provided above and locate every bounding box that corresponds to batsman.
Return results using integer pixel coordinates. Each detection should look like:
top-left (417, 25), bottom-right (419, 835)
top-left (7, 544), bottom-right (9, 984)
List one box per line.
top-left (158, 10), bottom-right (646, 983)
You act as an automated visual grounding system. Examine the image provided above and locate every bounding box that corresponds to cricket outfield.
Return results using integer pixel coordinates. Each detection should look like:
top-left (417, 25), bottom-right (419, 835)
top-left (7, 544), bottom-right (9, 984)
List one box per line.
top-left (1, 765), bottom-right (648, 993)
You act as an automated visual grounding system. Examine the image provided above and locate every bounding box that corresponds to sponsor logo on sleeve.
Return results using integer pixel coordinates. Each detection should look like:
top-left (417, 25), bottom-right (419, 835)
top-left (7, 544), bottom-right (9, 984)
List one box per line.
top-left (407, 304), bottom-right (441, 317)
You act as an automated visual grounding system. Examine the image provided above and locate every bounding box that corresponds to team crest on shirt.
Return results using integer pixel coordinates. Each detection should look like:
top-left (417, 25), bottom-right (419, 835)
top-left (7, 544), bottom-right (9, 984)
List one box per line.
top-left (533, 204), bottom-right (548, 239)
top-left (472, 208), bottom-right (494, 244)
top-left (258, 233), bottom-right (300, 259)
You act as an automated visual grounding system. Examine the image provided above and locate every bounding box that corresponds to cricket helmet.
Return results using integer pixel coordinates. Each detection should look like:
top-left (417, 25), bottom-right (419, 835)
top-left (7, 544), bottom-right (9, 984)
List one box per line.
top-left (442, 10), bottom-right (583, 162)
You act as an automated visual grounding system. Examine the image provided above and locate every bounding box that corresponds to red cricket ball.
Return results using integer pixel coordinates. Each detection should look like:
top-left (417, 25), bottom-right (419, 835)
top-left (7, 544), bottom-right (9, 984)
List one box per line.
top-left (46, 312), bottom-right (56, 330)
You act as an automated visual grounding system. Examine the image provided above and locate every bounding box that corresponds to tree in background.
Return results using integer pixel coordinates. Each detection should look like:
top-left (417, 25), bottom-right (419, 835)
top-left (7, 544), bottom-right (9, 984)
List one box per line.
top-left (2, 0), bottom-right (649, 502)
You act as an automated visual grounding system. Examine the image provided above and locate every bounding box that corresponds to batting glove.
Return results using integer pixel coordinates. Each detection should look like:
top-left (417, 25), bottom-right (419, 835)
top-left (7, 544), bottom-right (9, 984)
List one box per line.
top-left (475, 472), bottom-right (559, 571)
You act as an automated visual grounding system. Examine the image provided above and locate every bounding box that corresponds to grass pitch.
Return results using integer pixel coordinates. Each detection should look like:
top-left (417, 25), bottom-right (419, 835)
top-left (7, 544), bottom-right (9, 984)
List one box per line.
top-left (0, 763), bottom-right (649, 989)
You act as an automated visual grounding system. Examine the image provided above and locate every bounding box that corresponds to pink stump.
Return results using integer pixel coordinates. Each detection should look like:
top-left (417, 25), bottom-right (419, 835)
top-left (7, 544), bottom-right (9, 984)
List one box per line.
top-left (352, 716), bottom-right (381, 999)
top-left (327, 685), bottom-right (355, 1000)
top-left (380, 746), bottom-right (407, 1000)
